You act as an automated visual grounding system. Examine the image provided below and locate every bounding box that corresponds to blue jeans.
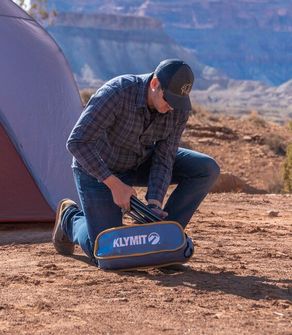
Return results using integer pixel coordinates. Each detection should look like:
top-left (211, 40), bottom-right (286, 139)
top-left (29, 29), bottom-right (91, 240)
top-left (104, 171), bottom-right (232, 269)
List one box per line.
top-left (63, 148), bottom-right (220, 261)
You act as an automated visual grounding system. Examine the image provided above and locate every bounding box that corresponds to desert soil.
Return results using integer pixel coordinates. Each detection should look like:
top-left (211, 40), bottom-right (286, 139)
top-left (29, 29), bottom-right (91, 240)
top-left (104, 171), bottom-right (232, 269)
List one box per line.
top-left (181, 111), bottom-right (292, 193)
top-left (0, 193), bottom-right (291, 335)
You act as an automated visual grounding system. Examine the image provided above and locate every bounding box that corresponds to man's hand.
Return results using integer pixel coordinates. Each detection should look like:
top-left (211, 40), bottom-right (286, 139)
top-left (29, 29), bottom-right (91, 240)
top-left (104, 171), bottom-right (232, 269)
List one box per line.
top-left (103, 175), bottom-right (136, 210)
top-left (147, 199), bottom-right (168, 219)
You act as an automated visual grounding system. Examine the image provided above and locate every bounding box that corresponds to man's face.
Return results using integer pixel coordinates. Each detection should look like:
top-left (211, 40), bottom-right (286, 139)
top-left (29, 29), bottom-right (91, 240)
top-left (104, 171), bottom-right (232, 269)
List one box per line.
top-left (149, 79), bottom-right (174, 114)
top-left (155, 86), bottom-right (174, 114)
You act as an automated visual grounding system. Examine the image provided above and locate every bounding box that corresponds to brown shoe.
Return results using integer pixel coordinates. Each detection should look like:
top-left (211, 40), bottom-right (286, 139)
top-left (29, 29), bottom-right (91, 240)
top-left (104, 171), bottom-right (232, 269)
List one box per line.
top-left (52, 198), bottom-right (78, 255)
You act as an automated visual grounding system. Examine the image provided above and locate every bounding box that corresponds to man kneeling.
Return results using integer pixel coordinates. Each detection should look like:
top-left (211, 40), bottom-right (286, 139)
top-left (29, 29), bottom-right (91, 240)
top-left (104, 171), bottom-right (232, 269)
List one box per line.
top-left (52, 59), bottom-right (220, 266)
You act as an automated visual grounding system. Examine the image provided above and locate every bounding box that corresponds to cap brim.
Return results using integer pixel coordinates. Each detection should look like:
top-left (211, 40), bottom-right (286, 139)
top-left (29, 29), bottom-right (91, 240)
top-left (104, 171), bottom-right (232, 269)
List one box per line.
top-left (163, 89), bottom-right (192, 111)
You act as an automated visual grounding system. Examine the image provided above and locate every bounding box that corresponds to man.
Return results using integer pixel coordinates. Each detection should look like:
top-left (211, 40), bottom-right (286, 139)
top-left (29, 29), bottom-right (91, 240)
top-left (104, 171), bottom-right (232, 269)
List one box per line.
top-left (52, 59), bottom-right (220, 264)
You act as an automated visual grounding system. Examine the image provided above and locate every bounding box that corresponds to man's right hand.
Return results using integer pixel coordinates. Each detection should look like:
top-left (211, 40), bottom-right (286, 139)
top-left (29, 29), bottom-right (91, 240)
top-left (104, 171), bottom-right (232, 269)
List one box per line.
top-left (103, 175), bottom-right (136, 210)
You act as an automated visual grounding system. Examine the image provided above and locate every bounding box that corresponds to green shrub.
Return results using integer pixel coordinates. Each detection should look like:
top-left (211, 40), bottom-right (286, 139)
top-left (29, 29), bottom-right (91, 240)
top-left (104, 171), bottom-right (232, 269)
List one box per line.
top-left (283, 143), bottom-right (292, 193)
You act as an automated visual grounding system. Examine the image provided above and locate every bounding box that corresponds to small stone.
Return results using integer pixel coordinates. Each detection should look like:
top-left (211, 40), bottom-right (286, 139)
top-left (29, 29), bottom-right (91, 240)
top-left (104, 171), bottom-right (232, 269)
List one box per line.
top-left (119, 298), bottom-right (129, 302)
top-left (198, 138), bottom-right (213, 144)
top-left (243, 135), bottom-right (252, 141)
top-left (273, 312), bottom-right (284, 317)
top-left (164, 297), bottom-right (174, 302)
top-left (268, 210), bottom-right (279, 217)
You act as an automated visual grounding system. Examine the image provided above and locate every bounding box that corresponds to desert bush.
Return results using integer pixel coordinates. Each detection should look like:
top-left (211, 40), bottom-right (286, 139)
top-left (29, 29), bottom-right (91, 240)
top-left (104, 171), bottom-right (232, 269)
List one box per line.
top-left (191, 103), bottom-right (210, 117)
top-left (79, 88), bottom-right (95, 106)
top-left (283, 143), bottom-right (292, 193)
top-left (247, 110), bottom-right (267, 128)
top-left (264, 134), bottom-right (286, 156)
top-left (15, 0), bottom-right (56, 26)
top-left (179, 139), bottom-right (193, 150)
top-left (266, 169), bottom-right (284, 193)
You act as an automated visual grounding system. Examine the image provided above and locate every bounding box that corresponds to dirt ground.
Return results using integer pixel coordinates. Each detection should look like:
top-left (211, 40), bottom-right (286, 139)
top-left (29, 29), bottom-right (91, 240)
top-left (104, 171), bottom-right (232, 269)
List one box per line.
top-left (181, 111), bottom-right (292, 193)
top-left (0, 193), bottom-right (292, 335)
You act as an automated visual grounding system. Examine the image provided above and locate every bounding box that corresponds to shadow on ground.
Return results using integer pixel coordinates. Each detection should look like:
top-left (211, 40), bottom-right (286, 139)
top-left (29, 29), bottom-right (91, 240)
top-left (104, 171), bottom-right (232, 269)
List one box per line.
top-left (119, 267), bottom-right (292, 302)
top-left (0, 223), bottom-right (53, 245)
top-left (62, 252), bottom-right (292, 303)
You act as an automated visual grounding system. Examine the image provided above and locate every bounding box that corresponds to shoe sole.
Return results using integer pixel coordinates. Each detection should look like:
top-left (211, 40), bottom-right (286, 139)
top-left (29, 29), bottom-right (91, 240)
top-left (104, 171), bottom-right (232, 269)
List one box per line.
top-left (52, 198), bottom-right (69, 241)
top-left (52, 198), bottom-right (75, 255)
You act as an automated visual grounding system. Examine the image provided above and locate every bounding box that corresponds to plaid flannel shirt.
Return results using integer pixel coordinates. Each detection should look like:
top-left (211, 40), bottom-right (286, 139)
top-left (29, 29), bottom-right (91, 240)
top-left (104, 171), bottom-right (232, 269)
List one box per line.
top-left (67, 73), bottom-right (190, 203)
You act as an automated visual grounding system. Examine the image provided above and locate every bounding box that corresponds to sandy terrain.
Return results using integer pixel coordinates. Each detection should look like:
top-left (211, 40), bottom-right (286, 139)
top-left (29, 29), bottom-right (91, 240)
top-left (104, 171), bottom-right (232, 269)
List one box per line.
top-left (0, 193), bottom-right (291, 335)
top-left (181, 111), bottom-right (292, 193)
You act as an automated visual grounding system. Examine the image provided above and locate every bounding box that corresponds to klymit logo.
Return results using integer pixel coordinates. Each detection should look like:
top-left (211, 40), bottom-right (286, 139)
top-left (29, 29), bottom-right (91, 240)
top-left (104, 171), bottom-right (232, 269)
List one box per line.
top-left (113, 232), bottom-right (160, 248)
top-left (148, 232), bottom-right (160, 245)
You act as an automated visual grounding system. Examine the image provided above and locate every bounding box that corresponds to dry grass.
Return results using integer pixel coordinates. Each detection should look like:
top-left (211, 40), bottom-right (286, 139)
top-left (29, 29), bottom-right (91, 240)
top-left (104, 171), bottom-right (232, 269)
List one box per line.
top-left (264, 134), bottom-right (286, 156)
top-left (79, 88), bottom-right (95, 106)
top-left (246, 110), bottom-right (267, 128)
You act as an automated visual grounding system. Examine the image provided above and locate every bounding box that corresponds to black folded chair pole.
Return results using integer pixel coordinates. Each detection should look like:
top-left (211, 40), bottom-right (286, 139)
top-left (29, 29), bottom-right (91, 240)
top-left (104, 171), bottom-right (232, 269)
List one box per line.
top-left (127, 196), bottom-right (162, 224)
top-left (126, 210), bottom-right (148, 224)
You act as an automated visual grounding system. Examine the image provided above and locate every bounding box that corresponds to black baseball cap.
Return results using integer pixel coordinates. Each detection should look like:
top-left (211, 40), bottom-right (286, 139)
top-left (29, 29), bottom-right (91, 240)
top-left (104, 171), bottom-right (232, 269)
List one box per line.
top-left (154, 59), bottom-right (194, 111)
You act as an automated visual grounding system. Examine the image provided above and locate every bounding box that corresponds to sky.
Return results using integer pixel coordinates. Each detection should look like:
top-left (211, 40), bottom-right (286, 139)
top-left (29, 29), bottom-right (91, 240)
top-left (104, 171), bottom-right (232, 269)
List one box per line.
top-left (13, 0), bottom-right (31, 11)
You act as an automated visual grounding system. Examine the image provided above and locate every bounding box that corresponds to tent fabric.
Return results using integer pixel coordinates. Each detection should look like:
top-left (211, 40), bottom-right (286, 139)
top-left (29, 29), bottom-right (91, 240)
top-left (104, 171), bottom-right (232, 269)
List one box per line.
top-left (0, 123), bottom-right (54, 222)
top-left (0, 1), bottom-right (83, 222)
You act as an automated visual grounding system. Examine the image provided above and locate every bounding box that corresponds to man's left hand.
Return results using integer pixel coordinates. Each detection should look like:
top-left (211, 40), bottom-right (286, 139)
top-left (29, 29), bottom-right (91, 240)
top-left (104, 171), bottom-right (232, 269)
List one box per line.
top-left (147, 203), bottom-right (168, 219)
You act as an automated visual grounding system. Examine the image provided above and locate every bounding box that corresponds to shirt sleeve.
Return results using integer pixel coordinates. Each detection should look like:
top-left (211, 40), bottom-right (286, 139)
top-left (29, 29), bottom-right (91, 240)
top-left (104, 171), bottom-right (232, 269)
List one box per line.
top-left (66, 84), bottom-right (120, 181)
top-left (146, 111), bottom-right (189, 204)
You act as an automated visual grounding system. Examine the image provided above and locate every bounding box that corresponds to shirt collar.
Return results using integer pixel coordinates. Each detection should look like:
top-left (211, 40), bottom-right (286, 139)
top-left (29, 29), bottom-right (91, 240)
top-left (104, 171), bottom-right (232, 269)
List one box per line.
top-left (136, 73), bottom-right (153, 109)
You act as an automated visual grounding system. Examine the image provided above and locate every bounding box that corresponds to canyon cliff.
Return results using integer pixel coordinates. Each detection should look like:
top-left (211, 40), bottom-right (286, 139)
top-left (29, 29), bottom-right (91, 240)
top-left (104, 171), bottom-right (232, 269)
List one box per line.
top-left (48, 0), bottom-right (292, 86)
top-left (48, 12), bottom-right (228, 89)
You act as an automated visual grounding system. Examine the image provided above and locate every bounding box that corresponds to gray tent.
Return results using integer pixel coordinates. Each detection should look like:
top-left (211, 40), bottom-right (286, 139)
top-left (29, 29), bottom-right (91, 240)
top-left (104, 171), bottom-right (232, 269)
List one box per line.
top-left (0, 0), bottom-right (82, 221)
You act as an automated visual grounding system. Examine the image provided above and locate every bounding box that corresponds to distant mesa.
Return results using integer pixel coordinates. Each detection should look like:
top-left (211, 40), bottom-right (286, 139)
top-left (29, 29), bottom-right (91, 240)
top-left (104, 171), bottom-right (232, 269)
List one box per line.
top-left (53, 12), bottom-right (162, 30)
top-left (44, 6), bottom-right (292, 123)
top-left (47, 12), bottom-right (227, 90)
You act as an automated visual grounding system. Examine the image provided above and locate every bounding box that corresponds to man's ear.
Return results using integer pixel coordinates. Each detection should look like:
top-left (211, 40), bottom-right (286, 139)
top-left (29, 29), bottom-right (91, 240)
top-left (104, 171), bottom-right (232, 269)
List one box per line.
top-left (150, 77), bottom-right (160, 90)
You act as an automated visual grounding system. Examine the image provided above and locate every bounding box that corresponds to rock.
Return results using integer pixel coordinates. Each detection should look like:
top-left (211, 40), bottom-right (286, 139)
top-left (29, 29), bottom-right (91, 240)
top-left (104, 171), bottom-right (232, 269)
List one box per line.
top-left (211, 173), bottom-right (265, 194)
top-left (197, 138), bottom-right (220, 145)
top-left (243, 136), bottom-right (252, 141)
top-left (164, 297), bottom-right (174, 302)
top-left (268, 210), bottom-right (279, 217)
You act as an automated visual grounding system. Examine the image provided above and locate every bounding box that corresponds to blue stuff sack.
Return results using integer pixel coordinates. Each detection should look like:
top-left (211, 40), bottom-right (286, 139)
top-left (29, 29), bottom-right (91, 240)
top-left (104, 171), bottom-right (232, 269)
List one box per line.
top-left (94, 221), bottom-right (194, 270)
